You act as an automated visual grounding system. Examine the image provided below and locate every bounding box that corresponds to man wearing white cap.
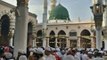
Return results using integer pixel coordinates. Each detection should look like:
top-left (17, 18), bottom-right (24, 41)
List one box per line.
top-left (18, 50), bottom-right (27, 60)
top-left (55, 47), bottom-right (62, 58)
top-left (36, 47), bottom-right (45, 60)
top-left (44, 47), bottom-right (56, 60)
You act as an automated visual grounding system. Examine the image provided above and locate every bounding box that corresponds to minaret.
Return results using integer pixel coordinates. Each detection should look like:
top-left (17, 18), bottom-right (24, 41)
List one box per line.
top-left (91, 0), bottom-right (105, 50)
top-left (51, 0), bottom-right (56, 10)
top-left (42, 0), bottom-right (48, 48)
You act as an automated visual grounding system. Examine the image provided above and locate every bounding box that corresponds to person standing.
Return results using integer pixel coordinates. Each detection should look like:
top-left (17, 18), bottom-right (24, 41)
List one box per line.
top-left (44, 48), bottom-right (56, 60)
top-left (63, 50), bottom-right (76, 60)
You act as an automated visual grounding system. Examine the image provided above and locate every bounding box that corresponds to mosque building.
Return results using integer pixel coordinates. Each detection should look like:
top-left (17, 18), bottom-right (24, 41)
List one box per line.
top-left (35, 0), bottom-right (96, 49)
top-left (0, 0), bottom-right (101, 49)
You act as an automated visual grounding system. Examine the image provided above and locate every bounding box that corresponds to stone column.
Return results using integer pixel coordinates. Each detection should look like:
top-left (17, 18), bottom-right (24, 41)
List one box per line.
top-left (55, 36), bottom-right (57, 47)
top-left (96, 28), bottom-right (102, 50)
top-left (14, 0), bottom-right (29, 58)
top-left (34, 38), bottom-right (37, 47)
top-left (46, 37), bottom-right (49, 47)
top-left (31, 33), bottom-right (36, 47)
top-left (77, 36), bottom-right (81, 48)
top-left (91, 35), bottom-right (95, 48)
top-left (66, 37), bottom-right (70, 48)
top-left (9, 29), bottom-right (14, 47)
top-left (33, 38), bottom-right (37, 47)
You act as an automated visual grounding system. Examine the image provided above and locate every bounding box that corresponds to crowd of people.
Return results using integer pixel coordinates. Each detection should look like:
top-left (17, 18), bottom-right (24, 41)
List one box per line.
top-left (26, 46), bottom-right (107, 60)
top-left (0, 45), bottom-right (14, 60)
top-left (0, 45), bottom-right (107, 60)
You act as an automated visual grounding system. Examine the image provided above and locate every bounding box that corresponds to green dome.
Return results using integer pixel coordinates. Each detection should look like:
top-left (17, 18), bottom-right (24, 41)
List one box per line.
top-left (49, 4), bottom-right (70, 20)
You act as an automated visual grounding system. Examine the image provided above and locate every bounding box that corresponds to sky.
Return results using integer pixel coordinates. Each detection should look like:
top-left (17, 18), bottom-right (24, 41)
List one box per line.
top-left (2, 0), bottom-right (93, 23)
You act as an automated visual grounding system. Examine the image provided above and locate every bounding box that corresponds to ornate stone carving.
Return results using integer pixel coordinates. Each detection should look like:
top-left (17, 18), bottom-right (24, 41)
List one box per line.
top-left (15, 9), bottom-right (20, 16)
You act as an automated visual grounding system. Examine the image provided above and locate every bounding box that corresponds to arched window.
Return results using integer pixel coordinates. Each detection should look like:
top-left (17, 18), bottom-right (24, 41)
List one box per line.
top-left (81, 29), bottom-right (91, 36)
top-left (37, 30), bottom-right (42, 37)
top-left (58, 30), bottom-right (66, 35)
top-left (36, 30), bottom-right (43, 47)
top-left (57, 30), bottom-right (66, 48)
top-left (0, 15), bottom-right (10, 45)
top-left (80, 29), bottom-right (91, 48)
top-left (49, 30), bottom-right (55, 47)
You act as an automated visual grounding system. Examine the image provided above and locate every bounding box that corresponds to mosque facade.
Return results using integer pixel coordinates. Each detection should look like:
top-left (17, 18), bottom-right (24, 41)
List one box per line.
top-left (0, 0), bottom-right (99, 49)
top-left (35, 0), bottom-right (96, 49)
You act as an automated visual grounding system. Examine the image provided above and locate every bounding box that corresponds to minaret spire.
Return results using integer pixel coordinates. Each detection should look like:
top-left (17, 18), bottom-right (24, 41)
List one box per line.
top-left (51, 0), bottom-right (56, 10)
top-left (42, 0), bottom-right (48, 48)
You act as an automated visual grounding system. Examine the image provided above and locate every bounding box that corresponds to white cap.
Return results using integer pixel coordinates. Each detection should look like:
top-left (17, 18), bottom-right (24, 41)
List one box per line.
top-left (36, 47), bottom-right (44, 54)
top-left (4, 52), bottom-right (12, 58)
top-left (88, 52), bottom-right (92, 54)
top-left (51, 48), bottom-right (55, 51)
top-left (45, 47), bottom-right (51, 51)
top-left (18, 49), bottom-right (26, 54)
top-left (55, 47), bottom-right (60, 51)
top-left (99, 51), bottom-right (104, 53)
top-left (29, 48), bottom-right (36, 52)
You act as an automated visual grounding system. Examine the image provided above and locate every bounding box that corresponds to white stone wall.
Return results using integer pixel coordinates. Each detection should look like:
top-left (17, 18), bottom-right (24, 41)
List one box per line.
top-left (36, 21), bottom-right (94, 37)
